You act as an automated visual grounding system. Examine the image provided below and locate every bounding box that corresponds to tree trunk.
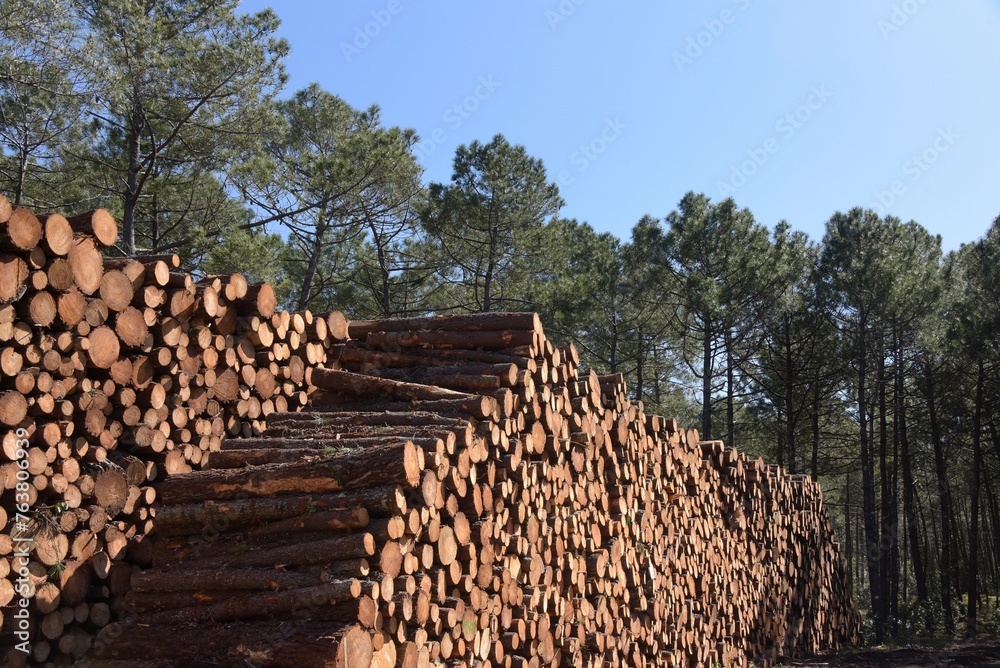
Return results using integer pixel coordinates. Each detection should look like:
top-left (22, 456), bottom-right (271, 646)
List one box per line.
top-left (845, 472), bottom-right (853, 595)
top-left (635, 330), bottom-right (645, 404)
top-left (925, 360), bottom-right (954, 634)
top-left (726, 329), bottom-right (735, 449)
top-left (702, 315), bottom-right (713, 440)
top-left (967, 357), bottom-right (984, 638)
top-left (811, 383), bottom-right (821, 479)
top-left (297, 221), bottom-right (326, 311)
top-left (899, 352), bottom-right (929, 631)
top-left (877, 347), bottom-right (892, 638)
top-left (858, 319), bottom-right (882, 642)
top-left (16, 138), bottom-right (27, 206)
top-left (123, 106), bottom-right (143, 256)
top-left (784, 320), bottom-right (796, 473)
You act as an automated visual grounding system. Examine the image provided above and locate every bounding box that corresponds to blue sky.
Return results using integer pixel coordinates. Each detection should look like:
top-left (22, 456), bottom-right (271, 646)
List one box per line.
top-left (239, 1), bottom-right (1000, 251)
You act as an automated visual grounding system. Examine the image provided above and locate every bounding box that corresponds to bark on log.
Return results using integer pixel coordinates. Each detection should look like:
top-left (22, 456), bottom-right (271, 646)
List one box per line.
top-left (158, 443), bottom-right (422, 504)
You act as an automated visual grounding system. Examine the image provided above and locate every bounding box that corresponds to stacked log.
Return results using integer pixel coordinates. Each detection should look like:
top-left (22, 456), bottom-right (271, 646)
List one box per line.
top-left (93, 312), bottom-right (861, 667)
top-left (0, 196), bottom-right (348, 665)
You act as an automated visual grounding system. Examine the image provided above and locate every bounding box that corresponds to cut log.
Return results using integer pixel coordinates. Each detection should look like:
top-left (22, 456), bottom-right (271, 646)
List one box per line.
top-left (0, 390), bottom-right (28, 426)
top-left (68, 209), bottom-right (118, 247)
top-left (158, 442), bottom-right (423, 504)
top-left (99, 270), bottom-right (135, 312)
top-left (0, 253), bottom-right (29, 303)
top-left (309, 368), bottom-right (471, 402)
top-left (365, 328), bottom-right (538, 352)
top-left (1, 206), bottom-right (42, 251)
top-left (154, 486), bottom-right (406, 537)
top-left (67, 236), bottom-right (104, 295)
top-left (95, 620), bottom-right (372, 667)
top-left (349, 312), bottom-right (542, 338)
top-left (86, 326), bottom-right (120, 369)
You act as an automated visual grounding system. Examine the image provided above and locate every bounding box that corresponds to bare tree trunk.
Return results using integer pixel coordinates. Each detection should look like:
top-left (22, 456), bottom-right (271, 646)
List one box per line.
top-left (784, 320), bottom-right (796, 473)
top-left (925, 360), bottom-right (955, 635)
top-left (702, 316), bottom-right (713, 440)
top-left (726, 329), bottom-right (735, 449)
top-left (15, 138), bottom-right (27, 205)
top-left (297, 222), bottom-right (326, 312)
top-left (123, 106), bottom-right (143, 256)
top-left (811, 383), bottom-right (821, 479)
top-left (858, 319), bottom-right (883, 642)
top-left (846, 472), bottom-right (853, 594)
top-left (899, 352), bottom-right (929, 631)
top-left (877, 346), bottom-right (892, 638)
top-left (967, 358), bottom-right (985, 638)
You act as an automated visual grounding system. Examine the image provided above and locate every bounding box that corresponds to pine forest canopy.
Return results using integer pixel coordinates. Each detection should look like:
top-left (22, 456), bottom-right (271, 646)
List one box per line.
top-left (2, 0), bottom-right (1000, 646)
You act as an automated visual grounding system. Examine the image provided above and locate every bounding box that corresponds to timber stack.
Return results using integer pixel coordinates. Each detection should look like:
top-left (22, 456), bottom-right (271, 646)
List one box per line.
top-left (0, 195), bottom-right (349, 665)
top-left (95, 325), bottom-right (860, 665)
top-left (1, 194), bottom-right (861, 667)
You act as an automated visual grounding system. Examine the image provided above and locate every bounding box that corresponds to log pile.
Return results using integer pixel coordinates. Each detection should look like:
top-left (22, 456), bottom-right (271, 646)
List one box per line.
top-left (2, 196), bottom-right (859, 666)
top-left (91, 313), bottom-right (862, 667)
top-left (0, 196), bottom-right (349, 665)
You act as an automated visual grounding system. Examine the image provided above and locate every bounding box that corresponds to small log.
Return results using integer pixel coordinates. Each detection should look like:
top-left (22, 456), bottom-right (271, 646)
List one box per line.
top-left (0, 253), bottom-right (29, 303)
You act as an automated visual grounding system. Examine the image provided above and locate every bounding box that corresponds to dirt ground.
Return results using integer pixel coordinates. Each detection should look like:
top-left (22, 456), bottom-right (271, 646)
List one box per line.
top-left (777, 645), bottom-right (1000, 667)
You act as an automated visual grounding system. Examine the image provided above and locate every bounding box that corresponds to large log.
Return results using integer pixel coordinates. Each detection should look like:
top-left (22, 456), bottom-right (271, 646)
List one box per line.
top-left (309, 367), bottom-right (471, 402)
top-left (94, 620), bottom-right (373, 667)
top-left (365, 327), bottom-right (538, 352)
top-left (158, 442), bottom-right (423, 504)
top-left (348, 312), bottom-right (542, 338)
top-left (153, 486), bottom-right (406, 537)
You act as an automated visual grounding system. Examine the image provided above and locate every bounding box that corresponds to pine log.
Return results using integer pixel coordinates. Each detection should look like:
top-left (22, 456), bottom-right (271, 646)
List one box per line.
top-left (159, 443), bottom-right (422, 504)
top-left (154, 486), bottom-right (405, 537)
top-left (67, 236), bottom-right (104, 295)
top-left (0, 206), bottom-right (42, 251)
top-left (0, 253), bottom-right (29, 303)
top-left (129, 567), bottom-right (354, 595)
top-left (95, 620), bottom-right (372, 667)
top-left (348, 312), bottom-right (542, 338)
top-left (68, 209), bottom-right (118, 247)
top-left (309, 368), bottom-right (471, 402)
